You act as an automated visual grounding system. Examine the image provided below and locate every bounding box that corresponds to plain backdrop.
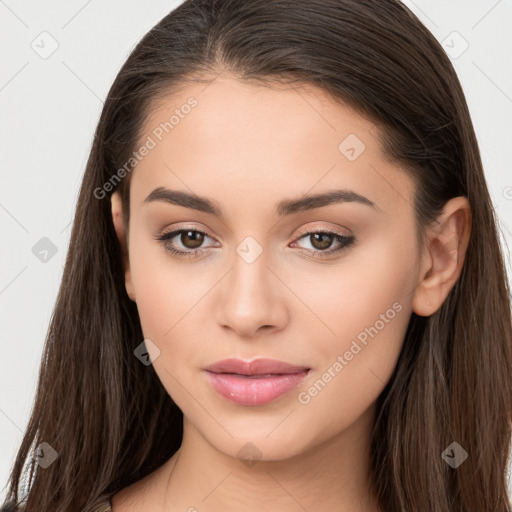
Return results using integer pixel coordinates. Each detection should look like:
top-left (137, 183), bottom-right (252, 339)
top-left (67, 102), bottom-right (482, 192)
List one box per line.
top-left (1, 0), bottom-right (511, 503)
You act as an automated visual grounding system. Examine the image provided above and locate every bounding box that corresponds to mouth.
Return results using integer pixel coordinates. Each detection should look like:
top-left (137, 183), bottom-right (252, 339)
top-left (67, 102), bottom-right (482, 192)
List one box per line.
top-left (204, 357), bottom-right (310, 376)
top-left (203, 358), bottom-right (311, 406)
top-left (214, 373), bottom-right (295, 378)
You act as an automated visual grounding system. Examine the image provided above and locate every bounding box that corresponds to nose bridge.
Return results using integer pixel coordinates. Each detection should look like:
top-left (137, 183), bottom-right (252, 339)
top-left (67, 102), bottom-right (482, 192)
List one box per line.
top-left (229, 238), bottom-right (274, 310)
top-left (216, 235), bottom-right (287, 337)
top-left (232, 242), bottom-right (271, 298)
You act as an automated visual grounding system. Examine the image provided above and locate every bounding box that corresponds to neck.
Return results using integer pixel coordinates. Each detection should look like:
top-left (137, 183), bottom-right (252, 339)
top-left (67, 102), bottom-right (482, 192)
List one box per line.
top-left (160, 404), bottom-right (380, 512)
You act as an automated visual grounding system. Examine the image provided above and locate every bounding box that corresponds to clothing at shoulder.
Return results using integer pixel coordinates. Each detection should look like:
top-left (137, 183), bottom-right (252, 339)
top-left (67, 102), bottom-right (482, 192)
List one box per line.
top-left (0, 502), bottom-right (23, 512)
top-left (0, 503), bottom-right (23, 512)
top-left (94, 499), bottom-right (112, 512)
top-left (0, 498), bottom-right (112, 512)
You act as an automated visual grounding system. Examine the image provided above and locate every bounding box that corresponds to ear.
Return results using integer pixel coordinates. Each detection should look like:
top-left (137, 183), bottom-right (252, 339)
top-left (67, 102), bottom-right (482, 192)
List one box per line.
top-left (111, 190), bottom-right (135, 302)
top-left (412, 196), bottom-right (472, 316)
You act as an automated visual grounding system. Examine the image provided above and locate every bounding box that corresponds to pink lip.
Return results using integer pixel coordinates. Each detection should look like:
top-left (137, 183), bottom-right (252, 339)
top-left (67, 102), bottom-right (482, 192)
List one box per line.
top-left (203, 358), bottom-right (311, 406)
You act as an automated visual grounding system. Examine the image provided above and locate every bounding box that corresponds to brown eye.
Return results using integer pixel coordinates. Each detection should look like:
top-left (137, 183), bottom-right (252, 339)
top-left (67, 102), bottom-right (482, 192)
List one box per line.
top-left (309, 232), bottom-right (335, 250)
top-left (156, 228), bottom-right (215, 258)
top-left (179, 230), bottom-right (204, 249)
top-left (292, 230), bottom-right (355, 258)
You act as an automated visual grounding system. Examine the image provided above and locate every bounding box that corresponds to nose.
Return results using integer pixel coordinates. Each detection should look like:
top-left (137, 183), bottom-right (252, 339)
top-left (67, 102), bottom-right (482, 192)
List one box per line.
top-left (216, 249), bottom-right (289, 339)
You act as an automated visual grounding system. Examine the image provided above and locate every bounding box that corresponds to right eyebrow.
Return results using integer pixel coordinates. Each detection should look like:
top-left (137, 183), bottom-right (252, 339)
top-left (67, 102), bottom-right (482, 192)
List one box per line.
top-left (144, 187), bottom-right (223, 216)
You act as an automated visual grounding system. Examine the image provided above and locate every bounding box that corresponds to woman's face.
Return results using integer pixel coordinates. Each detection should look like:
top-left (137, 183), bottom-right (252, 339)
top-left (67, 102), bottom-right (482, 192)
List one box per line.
top-left (116, 75), bottom-right (423, 461)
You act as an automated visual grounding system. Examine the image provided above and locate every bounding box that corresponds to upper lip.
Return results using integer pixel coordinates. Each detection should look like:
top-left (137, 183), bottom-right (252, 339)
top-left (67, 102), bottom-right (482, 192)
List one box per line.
top-left (204, 358), bottom-right (310, 376)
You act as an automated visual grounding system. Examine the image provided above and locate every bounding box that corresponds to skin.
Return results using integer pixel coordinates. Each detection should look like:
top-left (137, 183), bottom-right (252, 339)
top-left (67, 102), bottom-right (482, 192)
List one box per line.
top-left (110, 74), bottom-right (471, 511)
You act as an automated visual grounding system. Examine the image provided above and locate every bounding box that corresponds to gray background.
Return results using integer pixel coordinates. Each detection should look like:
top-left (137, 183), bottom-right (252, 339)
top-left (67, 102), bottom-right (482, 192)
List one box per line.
top-left (1, 0), bottom-right (511, 502)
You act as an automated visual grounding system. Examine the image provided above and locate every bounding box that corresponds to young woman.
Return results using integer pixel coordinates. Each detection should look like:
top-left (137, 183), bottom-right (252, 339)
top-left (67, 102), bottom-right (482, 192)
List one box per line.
top-left (2, 0), bottom-right (511, 511)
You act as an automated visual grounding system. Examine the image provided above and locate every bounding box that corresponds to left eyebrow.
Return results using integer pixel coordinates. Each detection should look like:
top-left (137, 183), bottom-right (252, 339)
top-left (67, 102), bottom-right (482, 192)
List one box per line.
top-left (143, 186), bottom-right (381, 219)
top-left (276, 189), bottom-right (381, 216)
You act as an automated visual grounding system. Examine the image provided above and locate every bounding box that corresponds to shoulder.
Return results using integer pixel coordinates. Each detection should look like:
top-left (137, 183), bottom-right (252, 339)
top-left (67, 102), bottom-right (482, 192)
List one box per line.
top-left (110, 478), bottom-right (153, 511)
top-left (1, 486), bottom-right (144, 512)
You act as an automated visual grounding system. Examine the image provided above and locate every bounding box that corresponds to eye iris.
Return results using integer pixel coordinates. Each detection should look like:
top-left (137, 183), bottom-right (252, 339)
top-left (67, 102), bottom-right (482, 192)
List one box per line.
top-left (310, 233), bottom-right (334, 250)
top-left (181, 230), bottom-right (204, 249)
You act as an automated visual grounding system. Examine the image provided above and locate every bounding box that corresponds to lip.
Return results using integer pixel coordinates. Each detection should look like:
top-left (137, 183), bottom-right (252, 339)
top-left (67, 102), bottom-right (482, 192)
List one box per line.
top-left (203, 358), bottom-right (311, 406)
top-left (204, 357), bottom-right (310, 376)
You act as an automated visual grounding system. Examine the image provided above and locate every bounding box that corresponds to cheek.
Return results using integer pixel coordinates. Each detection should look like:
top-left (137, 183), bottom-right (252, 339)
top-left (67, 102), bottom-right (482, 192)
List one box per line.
top-left (286, 229), bottom-right (416, 355)
top-left (127, 229), bottom-right (215, 383)
top-left (127, 227), bottom-right (185, 340)
top-left (289, 237), bottom-right (414, 418)
top-left (295, 298), bottom-right (409, 448)
top-left (291, 234), bottom-right (415, 423)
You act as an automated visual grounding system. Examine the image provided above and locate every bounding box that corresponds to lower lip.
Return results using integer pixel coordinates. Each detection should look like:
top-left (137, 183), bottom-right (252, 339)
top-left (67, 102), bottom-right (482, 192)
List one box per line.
top-left (204, 370), bottom-right (310, 406)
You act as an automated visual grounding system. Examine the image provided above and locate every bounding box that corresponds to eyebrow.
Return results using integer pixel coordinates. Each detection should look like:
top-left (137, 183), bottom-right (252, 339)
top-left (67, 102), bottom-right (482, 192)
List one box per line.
top-left (144, 186), bottom-right (381, 218)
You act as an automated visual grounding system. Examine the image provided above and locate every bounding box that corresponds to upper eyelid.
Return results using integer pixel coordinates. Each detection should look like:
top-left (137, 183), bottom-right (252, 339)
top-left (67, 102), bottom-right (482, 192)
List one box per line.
top-left (294, 224), bottom-right (350, 238)
top-left (160, 220), bottom-right (350, 237)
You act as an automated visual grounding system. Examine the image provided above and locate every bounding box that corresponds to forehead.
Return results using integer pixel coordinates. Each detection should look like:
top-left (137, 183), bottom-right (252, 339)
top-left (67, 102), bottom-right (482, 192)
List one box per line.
top-left (129, 76), bottom-right (415, 221)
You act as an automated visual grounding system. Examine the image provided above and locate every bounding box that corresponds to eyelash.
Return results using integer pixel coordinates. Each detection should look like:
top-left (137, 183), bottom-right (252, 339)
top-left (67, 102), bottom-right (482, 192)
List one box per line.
top-left (156, 227), bottom-right (355, 259)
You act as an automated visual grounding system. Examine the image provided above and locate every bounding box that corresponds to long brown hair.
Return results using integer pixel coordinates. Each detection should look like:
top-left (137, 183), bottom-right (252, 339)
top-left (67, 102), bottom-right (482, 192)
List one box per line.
top-left (2, 1), bottom-right (511, 510)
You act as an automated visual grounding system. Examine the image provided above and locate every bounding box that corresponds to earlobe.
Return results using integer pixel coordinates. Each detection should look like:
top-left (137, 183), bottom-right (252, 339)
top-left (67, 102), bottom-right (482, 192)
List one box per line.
top-left (111, 190), bottom-right (136, 302)
top-left (412, 197), bottom-right (471, 316)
